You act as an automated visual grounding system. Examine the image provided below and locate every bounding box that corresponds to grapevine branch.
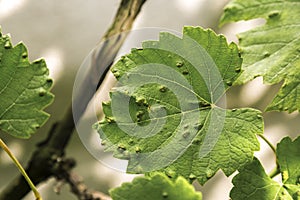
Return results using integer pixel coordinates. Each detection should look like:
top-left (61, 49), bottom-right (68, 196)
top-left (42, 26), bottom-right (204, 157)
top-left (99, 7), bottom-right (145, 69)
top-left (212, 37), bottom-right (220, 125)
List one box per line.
top-left (0, 0), bottom-right (147, 199)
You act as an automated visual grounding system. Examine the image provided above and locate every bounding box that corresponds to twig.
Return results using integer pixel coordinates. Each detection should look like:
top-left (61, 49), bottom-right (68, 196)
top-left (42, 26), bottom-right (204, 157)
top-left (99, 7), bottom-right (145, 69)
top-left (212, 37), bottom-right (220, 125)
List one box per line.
top-left (0, 0), bottom-right (147, 199)
top-left (55, 170), bottom-right (112, 200)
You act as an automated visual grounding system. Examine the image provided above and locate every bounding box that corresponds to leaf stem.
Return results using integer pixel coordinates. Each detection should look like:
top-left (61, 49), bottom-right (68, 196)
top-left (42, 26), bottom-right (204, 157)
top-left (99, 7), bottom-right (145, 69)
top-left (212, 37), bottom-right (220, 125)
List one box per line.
top-left (258, 134), bottom-right (276, 153)
top-left (268, 166), bottom-right (280, 178)
top-left (0, 138), bottom-right (42, 200)
top-left (257, 134), bottom-right (281, 178)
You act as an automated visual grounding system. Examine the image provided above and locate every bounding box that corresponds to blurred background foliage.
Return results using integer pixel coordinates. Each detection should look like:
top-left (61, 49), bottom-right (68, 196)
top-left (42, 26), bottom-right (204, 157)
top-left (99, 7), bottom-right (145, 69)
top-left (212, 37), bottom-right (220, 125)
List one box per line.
top-left (0, 0), bottom-right (299, 199)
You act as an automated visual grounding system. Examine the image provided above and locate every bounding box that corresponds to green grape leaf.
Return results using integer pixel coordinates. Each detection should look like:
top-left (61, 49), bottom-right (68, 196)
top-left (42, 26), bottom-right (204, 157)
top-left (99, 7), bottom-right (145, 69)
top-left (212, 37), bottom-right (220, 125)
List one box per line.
top-left (230, 157), bottom-right (298, 200)
top-left (95, 26), bottom-right (263, 184)
top-left (110, 173), bottom-right (202, 200)
top-left (0, 30), bottom-right (54, 138)
top-left (220, 0), bottom-right (300, 113)
top-left (277, 136), bottom-right (300, 186)
top-left (231, 136), bottom-right (300, 200)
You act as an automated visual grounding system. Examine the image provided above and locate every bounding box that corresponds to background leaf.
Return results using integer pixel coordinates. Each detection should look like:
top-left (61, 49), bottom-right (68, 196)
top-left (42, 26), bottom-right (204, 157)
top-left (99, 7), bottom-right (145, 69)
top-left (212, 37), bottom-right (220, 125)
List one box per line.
top-left (0, 30), bottom-right (54, 138)
top-left (95, 26), bottom-right (263, 184)
top-left (110, 173), bottom-right (202, 200)
top-left (220, 0), bottom-right (300, 113)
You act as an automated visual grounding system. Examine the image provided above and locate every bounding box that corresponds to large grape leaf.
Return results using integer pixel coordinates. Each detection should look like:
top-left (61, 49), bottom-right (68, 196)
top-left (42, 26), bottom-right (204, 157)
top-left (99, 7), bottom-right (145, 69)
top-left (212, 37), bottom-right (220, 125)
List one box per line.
top-left (220, 0), bottom-right (300, 113)
top-left (95, 26), bottom-right (263, 184)
top-left (231, 136), bottom-right (300, 200)
top-left (110, 173), bottom-right (202, 200)
top-left (0, 30), bottom-right (54, 138)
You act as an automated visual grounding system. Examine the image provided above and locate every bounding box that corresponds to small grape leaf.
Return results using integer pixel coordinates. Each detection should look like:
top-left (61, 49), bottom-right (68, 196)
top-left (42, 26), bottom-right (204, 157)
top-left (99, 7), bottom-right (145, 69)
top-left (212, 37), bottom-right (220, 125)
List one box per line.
top-left (230, 157), bottom-right (296, 200)
top-left (231, 136), bottom-right (300, 200)
top-left (277, 136), bottom-right (300, 196)
top-left (0, 30), bottom-right (54, 138)
top-left (220, 0), bottom-right (300, 113)
top-left (110, 173), bottom-right (202, 200)
top-left (95, 26), bottom-right (263, 184)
